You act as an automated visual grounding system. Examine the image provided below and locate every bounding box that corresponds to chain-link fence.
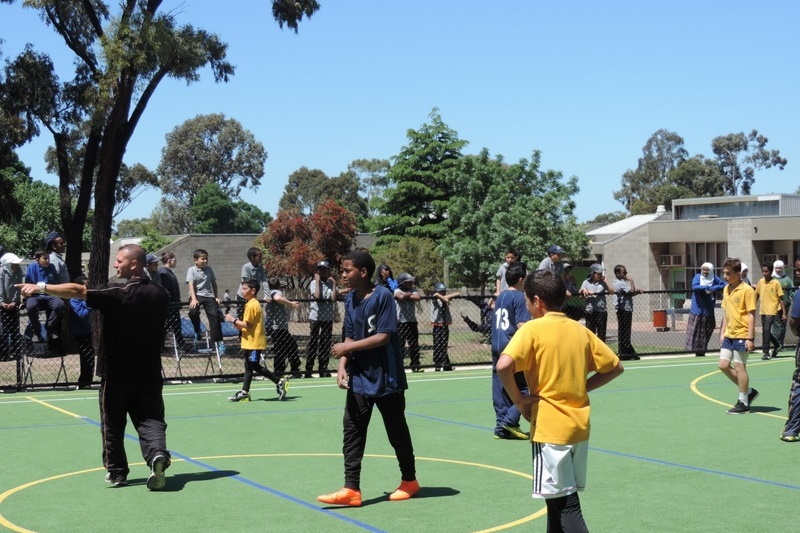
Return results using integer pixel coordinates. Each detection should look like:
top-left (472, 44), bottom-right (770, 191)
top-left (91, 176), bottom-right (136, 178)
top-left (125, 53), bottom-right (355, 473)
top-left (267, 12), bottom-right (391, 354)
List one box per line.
top-left (2, 291), bottom-right (797, 390)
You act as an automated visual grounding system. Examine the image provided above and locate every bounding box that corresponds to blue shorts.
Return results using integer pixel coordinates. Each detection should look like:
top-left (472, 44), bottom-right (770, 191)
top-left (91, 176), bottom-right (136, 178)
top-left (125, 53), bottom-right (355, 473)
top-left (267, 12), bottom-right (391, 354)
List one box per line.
top-left (245, 349), bottom-right (262, 363)
top-left (721, 338), bottom-right (746, 352)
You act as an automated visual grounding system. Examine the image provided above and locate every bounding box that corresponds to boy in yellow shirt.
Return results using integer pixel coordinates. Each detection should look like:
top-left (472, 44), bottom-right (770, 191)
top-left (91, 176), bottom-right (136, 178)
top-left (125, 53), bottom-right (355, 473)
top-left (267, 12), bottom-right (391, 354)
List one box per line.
top-left (225, 279), bottom-right (287, 402)
top-left (497, 269), bottom-right (623, 532)
top-left (754, 264), bottom-right (786, 360)
top-left (719, 258), bottom-right (758, 414)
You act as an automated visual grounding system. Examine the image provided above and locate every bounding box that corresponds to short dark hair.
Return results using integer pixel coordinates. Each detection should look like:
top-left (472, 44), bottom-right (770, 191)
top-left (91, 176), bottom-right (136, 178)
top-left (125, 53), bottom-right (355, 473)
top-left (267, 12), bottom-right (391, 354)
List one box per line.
top-left (34, 249), bottom-right (48, 260)
top-left (613, 264), bottom-right (626, 276)
top-left (247, 247), bottom-right (262, 261)
top-left (268, 277), bottom-right (281, 290)
top-left (523, 269), bottom-right (566, 310)
top-left (161, 252), bottom-right (175, 264)
top-left (506, 247), bottom-right (522, 260)
top-left (193, 249), bottom-right (208, 260)
top-left (344, 249), bottom-right (376, 279)
top-left (722, 257), bottom-right (741, 273)
top-left (505, 261), bottom-right (528, 286)
top-left (242, 278), bottom-right (260, 293)
top-left (761, 263), bottom-right (772, 271)
top-left (119, 243), bottom-right (146, 266)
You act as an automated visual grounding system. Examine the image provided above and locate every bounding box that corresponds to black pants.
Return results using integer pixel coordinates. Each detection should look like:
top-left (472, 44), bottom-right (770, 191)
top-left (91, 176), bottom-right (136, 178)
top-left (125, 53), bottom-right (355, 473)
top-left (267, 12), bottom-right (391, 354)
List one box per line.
top-left (75, 333), bottom-right (95, 387)
top-left (432, 325), bottom-right (451, 369)
top-left (269, 328), bottom-right (301, 374)
top-left (242, 350), bottom-right (280, 391)
top-left (616, 310), bottom-right (635, 355)
top-left (306, 320), bottom-right (332, 374)
top-left (761, 314), bottom-right (780, 355)
top-left (398, 322), bottom-right (421, 370)
top-left (585, 312), bottom-right (607, 342)
top-left (99, 378), bottom-right (170, 476)
top-left (546, 492), bottom-right (589, 533)
top-left (342, 390), bottom-right (415, 490)
top-left (188, 296), bottom-right (221, 343)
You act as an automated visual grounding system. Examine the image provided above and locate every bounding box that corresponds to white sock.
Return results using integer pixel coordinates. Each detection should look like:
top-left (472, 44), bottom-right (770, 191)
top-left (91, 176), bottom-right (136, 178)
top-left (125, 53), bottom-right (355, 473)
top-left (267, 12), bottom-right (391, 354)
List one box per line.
top-left (739, 391), bottom-right (748, 406)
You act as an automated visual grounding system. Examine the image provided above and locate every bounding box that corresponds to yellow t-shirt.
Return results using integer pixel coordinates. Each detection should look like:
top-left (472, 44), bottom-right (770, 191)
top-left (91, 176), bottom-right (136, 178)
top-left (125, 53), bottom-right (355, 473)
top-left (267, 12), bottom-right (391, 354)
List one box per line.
top-left (754, 278), bottom-right (784, 315)
top-left (241, 297), bottom-right (267, 350)
top-left (722, 282), bottom-right (756, 339)
top-left (502, 312), bottom-right (620, 445)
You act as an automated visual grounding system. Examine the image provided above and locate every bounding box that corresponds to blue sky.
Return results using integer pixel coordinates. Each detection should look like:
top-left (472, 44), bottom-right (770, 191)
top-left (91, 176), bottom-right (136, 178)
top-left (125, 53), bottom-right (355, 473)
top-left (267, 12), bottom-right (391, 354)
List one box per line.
top-left (3, 1), bottom-right (798, 224)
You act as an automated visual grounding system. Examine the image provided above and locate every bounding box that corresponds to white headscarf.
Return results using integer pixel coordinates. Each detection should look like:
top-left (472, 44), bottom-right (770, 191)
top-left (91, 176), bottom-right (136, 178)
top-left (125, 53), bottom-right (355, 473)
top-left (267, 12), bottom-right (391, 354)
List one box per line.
top-left (699, 262), bottom-right (714, 287)
top-left (773, 260), bottom-right (785, 278)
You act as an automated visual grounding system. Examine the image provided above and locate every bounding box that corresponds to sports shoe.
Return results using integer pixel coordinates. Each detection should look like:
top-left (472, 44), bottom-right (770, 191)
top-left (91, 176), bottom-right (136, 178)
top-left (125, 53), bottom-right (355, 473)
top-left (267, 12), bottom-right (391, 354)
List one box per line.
top-left (727, 401), bottom-right (750, 415)
top-left (389, 479), bottom-right (421, 501)
top-left (104, 471), bottom-right (128, 487)
top-left (147, 455), bottom-right (168, 491)
top-left (779, 434), bottom-right (800, 442)
top-left (228, 390), bottom-right (251, 402)
top-left (411, 368), bottom-right (425, 373)
top-left (747, 388), bottom-right (759, 406)
top-left (277, 378), bottom-right (288, 401)
top-left (502, 425), bottom-right (530, 440)
top-left (317, 487), bottom-right (362, 507)
top-left (761, 353), bottom-right (770, 360)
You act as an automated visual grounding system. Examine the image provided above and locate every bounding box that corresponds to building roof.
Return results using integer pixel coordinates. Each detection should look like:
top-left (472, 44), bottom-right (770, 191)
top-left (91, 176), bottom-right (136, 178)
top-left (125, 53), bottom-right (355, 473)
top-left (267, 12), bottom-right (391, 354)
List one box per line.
top-left (586, 212), bottom-right (666, 241)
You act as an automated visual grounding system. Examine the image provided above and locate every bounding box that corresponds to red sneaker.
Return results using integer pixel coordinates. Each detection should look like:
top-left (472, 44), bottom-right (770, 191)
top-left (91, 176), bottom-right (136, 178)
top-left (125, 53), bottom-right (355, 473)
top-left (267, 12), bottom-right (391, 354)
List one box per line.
top-left (317, 487), bottom-right (362, 507)
top-left (388, 479), bottom-right (420, 501)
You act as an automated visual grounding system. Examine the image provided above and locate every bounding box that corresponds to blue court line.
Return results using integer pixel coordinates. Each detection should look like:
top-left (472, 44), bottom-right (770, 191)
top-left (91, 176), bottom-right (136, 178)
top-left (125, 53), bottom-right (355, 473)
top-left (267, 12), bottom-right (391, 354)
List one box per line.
top-left (76, 415), bottom-right (387, 532)
top-left (592, 447), bottom-right (800, 491)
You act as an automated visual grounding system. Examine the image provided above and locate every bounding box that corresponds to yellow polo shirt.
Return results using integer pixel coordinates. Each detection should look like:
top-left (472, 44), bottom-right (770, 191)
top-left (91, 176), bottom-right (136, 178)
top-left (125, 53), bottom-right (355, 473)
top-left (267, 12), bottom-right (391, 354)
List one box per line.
top-left (722, 282), bottom-right (756, 339)
top-left (755, 278), bottom-right (784, 315)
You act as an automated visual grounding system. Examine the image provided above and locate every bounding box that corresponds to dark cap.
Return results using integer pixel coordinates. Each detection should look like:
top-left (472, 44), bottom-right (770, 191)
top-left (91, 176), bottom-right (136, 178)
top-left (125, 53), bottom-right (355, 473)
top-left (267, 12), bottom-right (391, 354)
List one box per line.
top-left (434, 282), bottom-right (446, 292)
top-left (45, 231), bottom-right (62, 248)
top-left (146, 253), bottom-right (158, 264)
top-left (547, 245), bottom-right (565, 255)
top-left (397, 273), bottom-right (416, 285)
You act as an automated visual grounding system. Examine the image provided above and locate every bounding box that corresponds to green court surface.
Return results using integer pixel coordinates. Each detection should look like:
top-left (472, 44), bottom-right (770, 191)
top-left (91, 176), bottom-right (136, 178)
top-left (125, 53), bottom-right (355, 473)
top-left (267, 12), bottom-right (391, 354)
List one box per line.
top-left (1, 355), bottom-right (798, 532)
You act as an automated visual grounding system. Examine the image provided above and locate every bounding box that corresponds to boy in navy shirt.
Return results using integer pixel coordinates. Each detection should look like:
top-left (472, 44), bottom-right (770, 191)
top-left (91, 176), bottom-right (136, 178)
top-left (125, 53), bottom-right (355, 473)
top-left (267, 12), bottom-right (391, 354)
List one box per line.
top-left (317, 249), bottom-right (419, 507)
top-left (24, 250), bottom-right (65, 343)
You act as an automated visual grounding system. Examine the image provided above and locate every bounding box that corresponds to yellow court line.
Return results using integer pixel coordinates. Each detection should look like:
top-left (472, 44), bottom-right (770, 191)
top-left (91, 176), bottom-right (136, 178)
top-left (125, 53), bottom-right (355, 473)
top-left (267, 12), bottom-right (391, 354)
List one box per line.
top-left (689, 360), bottom-right (789, 420)
top-left (23, 396), bottom-right (83, 419)
top-left (0, 454), bottom-right (544, 533)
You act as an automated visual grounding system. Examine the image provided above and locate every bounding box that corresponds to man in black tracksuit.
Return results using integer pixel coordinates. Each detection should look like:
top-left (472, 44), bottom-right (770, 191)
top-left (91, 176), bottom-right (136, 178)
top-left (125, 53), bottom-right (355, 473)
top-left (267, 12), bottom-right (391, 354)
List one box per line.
top-left (17, 244), bottom-right (171, 490)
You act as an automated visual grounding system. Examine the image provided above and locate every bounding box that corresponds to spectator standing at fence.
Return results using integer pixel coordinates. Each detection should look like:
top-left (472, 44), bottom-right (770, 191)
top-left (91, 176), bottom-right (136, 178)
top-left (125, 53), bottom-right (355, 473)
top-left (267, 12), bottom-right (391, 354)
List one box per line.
top-left (318, 249), bottom-right (419, 507)
top-left (496, 269), bottom-right (624, 533)
top-left (719, 258), bottom-right (759, 415)
top-left (491, 262), bottom-right (531, 440)
top-left (740, 263), bottom-right (752, 287)
top-left (225, 279), bottom-right (288, 402)
top-left (145, 254), bottom-right (160, 284)
top-left (779, 287), bottom-right (800, 442)
top-left (563, 263), bottom-right (578, 296)
top-left (186, 249), bottom-right (223, 352)
top-left (375, 263), bottom-right (399, 292)
top-left (237, 247), bottom-right (268, 318)
top-left (18, 243), bottom-right (172, 489)
top-left (686, 263), bottom-right (726, 357)
top-left (394, 272), bottom-right (424, 373)
top-left (755, 264), bottom-right (786, 360)
top-left (158, 253), bottom-right (186, 352)
top-left (462, 296), bottom-right (494, 344)
top-left (538, 245), bottom-right (566, 279)
top-left (69, 275), bottom-right (95, 389)
top-left (24, 250), bottom-right (66, 345)
top-left (612, 264), bottom-right (641, 361)
top-left (0, 253), bottom-right (23, 361)
top-left (265, 277), bottom-right (302, 378)
top-left (431, 282), bottom-right (460, 372)
top-left (579, 264), bottom-right (613, 342)
top-left (772, 260), bottom-right (794, 352)
top-left (496, 248), bottom-right (522, 296)
top-left (45, 231), bottom-right (70, 284)
top-left (306, 260), bottom-right (337, 378)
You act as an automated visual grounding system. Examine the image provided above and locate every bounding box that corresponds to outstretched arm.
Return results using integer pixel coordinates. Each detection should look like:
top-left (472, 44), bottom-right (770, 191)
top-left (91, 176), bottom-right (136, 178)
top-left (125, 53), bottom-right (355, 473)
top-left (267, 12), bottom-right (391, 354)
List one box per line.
top-left (17, 282), bottom-right (87, 300)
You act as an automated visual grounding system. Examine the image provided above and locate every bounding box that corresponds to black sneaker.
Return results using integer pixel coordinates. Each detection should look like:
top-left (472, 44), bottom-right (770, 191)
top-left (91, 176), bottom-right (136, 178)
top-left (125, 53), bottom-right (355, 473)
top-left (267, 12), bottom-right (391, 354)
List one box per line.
top-left (105, 471), bottom-right (128, 487)
top-left (727, 401), bottom-right (750, 415)
top-left (228, 390), bottom-right (251, 402)
top-left (147, 455), bottom-right (168, 491)
top-left (747, 388), bottom-right (759, 405)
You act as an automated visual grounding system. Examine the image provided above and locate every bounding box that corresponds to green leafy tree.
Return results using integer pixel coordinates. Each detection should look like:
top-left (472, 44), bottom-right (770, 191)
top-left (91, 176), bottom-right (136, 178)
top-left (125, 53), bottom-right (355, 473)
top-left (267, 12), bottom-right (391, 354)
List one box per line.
top-left (191, 182), bottom-right (271, 233)
top-left (347, 158), bottom-right (390, 217)
top-left (368, 108), bottom-right (467, 246)
top-left (157, 113), bottom-right (267, 209)
top-left (115, 218), bottom-right (159, 239)
top-left (441, 149), bottom-right (588, 291)
top-left (586, 211), bottom-right (628, 226)
top-left (711, 130), bottom-right (787, 195)
top-left (0, 175), bottom-right (61, 257)
top-left (614, 130), bottom-right (688, 214)
top-left (0, 1), bottom-right (318, 284)
top-left (278, 166), bottom-right (367, 226)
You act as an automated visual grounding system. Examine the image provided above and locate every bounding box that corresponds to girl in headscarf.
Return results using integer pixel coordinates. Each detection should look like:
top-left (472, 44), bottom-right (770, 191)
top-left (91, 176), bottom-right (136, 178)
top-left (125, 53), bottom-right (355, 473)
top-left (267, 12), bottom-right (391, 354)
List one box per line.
top-left (685, 262), bottom-right (726, 356)
top-left (740, 263), bottom-right (752, 287)
top-left (771, 260), bottom-right (794, 351)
